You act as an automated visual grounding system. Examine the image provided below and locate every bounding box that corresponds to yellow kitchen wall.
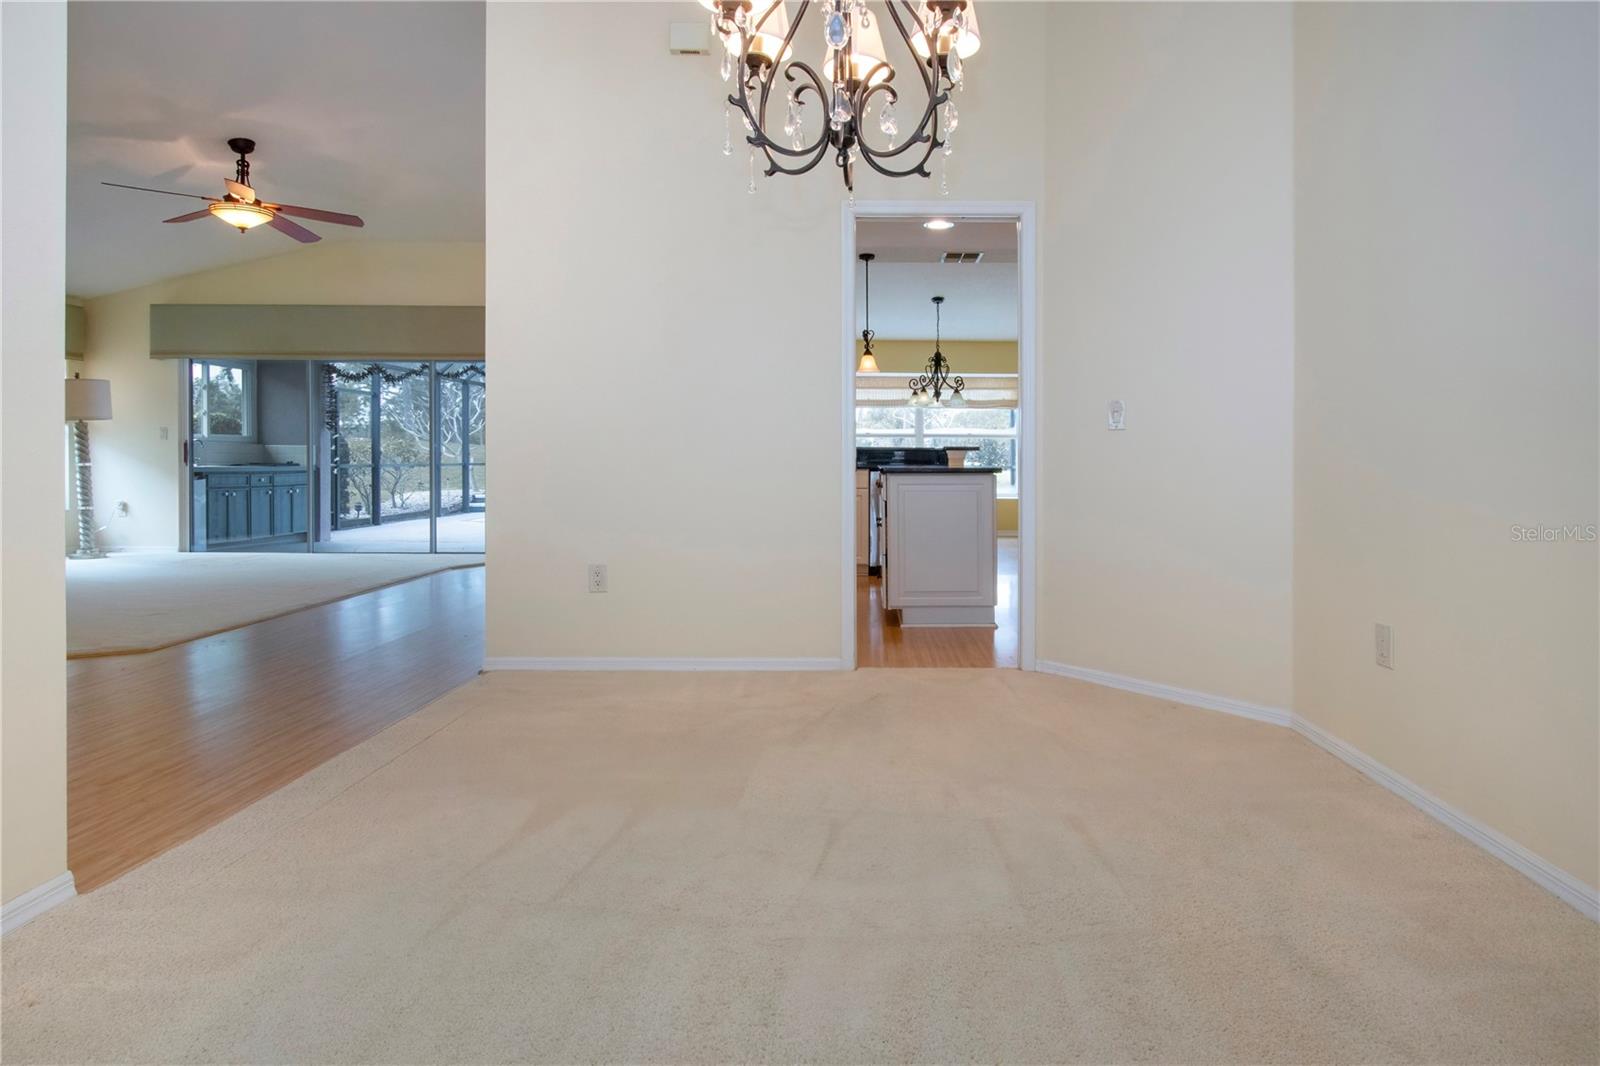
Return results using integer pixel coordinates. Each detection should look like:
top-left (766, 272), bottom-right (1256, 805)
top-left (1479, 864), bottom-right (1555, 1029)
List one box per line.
top-left (859, 339), bottom-right (1017, 375)
top-left (80, 241), bottom-right (484, 550)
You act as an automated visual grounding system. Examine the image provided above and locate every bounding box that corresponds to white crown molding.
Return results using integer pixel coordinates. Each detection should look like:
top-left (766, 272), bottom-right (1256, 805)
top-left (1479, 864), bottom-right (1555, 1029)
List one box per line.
top-left (1035, 660), bottom-right (1291, 726)
top-left (1036, 658), bottom-right (1596, 920)
top-left (483, 657), bottom-right (847, 672)
top-left (1, 872), bottom-right (76, 936)
top-left (1289, 714), bottom-right (1600, 921)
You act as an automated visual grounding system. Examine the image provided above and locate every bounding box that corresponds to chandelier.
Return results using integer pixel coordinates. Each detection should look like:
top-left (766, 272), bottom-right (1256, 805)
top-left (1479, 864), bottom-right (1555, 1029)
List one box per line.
top-left (703, 1), bottom-right (982, 193)
top-left (910, 295), bottom-right (964, 406)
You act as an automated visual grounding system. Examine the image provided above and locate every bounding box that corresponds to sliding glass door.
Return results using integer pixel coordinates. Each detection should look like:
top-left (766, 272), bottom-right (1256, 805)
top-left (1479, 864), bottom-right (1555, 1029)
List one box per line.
top-left (435, 366), bottom-right (486, 552)
top-left (314, 361), bottom-right (485, 554)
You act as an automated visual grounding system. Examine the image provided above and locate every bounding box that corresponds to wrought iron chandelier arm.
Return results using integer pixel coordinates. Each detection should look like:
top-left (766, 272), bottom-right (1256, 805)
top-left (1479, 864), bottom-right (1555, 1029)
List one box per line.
top-left (848, 3), bottom-right (949, 174)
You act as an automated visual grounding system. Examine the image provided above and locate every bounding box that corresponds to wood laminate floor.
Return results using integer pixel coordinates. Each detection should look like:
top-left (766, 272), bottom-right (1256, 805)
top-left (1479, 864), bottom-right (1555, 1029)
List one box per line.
top-left (858, 537), bottom-right (1019, 668)
top-left (67, 566), bottom-right (485, 893)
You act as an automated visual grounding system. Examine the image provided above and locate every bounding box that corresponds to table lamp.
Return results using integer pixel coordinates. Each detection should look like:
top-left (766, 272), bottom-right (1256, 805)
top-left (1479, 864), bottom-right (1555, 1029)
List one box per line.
top-left (65, 373), bottom-right (112, 559)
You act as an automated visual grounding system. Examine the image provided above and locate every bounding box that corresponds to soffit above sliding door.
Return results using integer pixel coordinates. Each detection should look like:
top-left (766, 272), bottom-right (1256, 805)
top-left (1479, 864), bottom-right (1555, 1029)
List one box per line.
top-left (149, 305), bottom-right (484, 361)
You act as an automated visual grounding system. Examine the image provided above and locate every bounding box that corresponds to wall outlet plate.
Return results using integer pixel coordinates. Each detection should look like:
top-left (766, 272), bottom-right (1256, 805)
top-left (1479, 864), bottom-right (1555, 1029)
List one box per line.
top-left (1107, 400), bottom-right (1126, 430)
top-left (588, 564), bottom-right (608, 593)
top-left (1375, 622), bottom-right (1394, 669)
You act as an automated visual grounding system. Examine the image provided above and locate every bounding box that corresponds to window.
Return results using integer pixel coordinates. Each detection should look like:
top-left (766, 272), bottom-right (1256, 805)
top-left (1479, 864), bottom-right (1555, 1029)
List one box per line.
top-left (855, 406), bottom-right (1019, 497)
top-left (191, 360), bottom-right (255, 439)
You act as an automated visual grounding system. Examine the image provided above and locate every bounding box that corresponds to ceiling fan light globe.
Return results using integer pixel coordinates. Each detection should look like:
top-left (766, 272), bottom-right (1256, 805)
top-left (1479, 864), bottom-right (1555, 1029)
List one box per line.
top-left (209, 201), bottom-right (274, 230)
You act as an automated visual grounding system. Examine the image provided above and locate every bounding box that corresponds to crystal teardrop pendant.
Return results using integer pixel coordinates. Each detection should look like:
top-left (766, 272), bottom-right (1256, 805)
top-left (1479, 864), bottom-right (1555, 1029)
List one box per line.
top-left (825, 6), bottom-right (849, 49)
top-left (720, 45), bottom-right (733, 83)
top-left (945, 101), bottom-right (959, 133)
top-left (878, 99), bottom-right (898, 141)
top-left (722, 103), bottom-right (733, 157)
top-left (748, 147), bottom-right (758, 194)
top-left (947, 44), bottom-right (963, 84)
top-left (830, 89), bottom-right (852, 130)
top-left (784, 91), bottom-right (801, 138)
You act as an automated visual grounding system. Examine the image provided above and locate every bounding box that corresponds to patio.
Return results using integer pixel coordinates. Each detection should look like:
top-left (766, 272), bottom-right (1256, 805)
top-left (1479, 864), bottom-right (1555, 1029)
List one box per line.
top-left (321, 511), bottom-right (484, 553)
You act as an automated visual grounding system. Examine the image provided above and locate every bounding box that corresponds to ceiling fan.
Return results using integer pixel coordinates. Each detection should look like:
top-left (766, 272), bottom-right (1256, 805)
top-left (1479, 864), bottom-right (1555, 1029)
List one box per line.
top-left (102, 137), bottom-right (364, 243)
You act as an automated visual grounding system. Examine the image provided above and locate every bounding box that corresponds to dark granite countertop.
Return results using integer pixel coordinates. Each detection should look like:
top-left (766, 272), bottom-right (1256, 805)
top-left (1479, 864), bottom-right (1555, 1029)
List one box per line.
top-left (879, 465), bottom-right (1004, 475)
top-left (193, 464), bottom-right (306, 474)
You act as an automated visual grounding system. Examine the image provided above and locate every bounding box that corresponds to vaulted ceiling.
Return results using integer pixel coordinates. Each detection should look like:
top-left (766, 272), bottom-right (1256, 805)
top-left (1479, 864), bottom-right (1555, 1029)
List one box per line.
top-left (67, 2), bottom-right (485, 297)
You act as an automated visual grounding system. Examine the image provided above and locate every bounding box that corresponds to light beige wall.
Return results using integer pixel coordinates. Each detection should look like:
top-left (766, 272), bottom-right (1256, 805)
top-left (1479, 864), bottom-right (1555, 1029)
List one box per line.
top-left (2, 1), bottom-right (70, 904)
top-left (80, 242), bottom-right (484, 550)
top-left (486, 2), bottom-right (1294, 679)
top-left (1037, 3), bottom-right (1296, 707)
top-left (1294, 4), bottom-right (1599, 888)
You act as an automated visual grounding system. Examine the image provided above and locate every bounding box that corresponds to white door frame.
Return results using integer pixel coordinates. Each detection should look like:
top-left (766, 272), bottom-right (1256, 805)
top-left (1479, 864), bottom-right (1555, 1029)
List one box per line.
top-left (839, 199), bottom-right (1038, 671)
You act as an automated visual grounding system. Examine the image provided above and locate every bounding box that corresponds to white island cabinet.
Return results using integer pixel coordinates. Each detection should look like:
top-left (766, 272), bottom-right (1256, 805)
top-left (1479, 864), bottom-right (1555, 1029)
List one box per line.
top-left (882, 467), bottom-right (999, 626)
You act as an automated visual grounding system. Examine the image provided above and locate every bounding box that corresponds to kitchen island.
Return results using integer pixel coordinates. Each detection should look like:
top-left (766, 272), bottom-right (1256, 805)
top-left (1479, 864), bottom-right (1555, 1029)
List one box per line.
top-left (880, 465), bottom-right (1001, 626)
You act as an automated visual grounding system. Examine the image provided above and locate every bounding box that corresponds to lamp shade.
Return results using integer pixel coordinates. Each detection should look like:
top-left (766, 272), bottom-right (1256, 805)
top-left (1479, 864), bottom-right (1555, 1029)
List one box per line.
top-left (65, 375), bottom-right (112, 422)
top-left (911, 0), bottom-right (981, 59)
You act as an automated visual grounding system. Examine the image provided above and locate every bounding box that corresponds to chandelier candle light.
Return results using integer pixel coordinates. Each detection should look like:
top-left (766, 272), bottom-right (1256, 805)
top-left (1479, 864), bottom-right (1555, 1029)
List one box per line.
top-left (909, 294), bottom-right (964, 406)
top-left (703, 0), bottom-right (981, 193)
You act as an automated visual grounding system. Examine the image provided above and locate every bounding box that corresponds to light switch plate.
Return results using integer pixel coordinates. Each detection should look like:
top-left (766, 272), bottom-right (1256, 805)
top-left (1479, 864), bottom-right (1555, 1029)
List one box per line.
top-left (1375, 623), bottom-right (1394, 669)
top-left (1107, 400), bottom-right (1126, 430)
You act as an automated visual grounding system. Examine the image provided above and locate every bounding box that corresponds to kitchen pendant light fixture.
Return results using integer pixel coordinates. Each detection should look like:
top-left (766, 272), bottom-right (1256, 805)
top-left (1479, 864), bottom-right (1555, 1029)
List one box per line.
top-left (703, 1), bottom-right (982, 193)
top-left (909, 295), bottom-right (964, 406)
top-left (857, 252), bottom-right (881, 372)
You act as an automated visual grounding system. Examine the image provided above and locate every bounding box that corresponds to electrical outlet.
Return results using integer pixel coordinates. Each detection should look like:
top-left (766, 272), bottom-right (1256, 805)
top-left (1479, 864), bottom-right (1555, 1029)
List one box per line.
top-left (159, 426), bottom-right (169, 441)
top-left (587, 564), bottom-right (608, 593)
top-left (1107, 400), bottom-right (1126, 430)
top-left (1375, 623), bottom-right (1394, 670)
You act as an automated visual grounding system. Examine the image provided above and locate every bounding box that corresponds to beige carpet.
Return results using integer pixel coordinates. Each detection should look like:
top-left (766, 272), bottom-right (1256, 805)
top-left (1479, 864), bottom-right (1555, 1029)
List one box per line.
top-left (4, 670), bottom-right (1595, 1063)
top-left (66, 552), bottom-right (484, 657)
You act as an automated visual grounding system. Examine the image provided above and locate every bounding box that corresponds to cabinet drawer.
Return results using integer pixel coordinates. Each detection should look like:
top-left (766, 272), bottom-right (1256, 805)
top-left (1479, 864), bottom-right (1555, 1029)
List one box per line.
top-left (249, 474), bottom-right (277, 486)
top-left (206, 474), bottom-right (249, 488)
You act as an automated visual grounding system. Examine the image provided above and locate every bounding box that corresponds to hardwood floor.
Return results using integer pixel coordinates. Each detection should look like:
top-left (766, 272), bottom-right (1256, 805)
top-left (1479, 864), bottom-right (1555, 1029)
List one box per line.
top-left (68, 566), bottom-right (484, 893)
top-left (857, 537), bottom-right (1019, 668)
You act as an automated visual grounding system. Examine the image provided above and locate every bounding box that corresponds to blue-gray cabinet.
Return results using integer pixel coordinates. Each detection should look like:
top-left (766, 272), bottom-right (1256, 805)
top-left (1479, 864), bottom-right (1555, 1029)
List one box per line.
top-left (192, 468), bottom-right (308, 549)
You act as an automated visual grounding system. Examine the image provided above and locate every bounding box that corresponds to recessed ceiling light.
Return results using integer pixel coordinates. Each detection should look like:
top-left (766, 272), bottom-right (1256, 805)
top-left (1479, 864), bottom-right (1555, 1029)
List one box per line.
top-left (923, 218), bottom-right (955, 231)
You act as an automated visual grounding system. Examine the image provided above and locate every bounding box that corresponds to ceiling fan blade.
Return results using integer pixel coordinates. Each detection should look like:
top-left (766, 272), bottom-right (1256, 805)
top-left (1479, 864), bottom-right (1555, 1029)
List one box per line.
top-left (267, 214), bottom-right (321, 244)
top-left (260, 202), bottom-right (364, 228)
top-left (102, 181), bottom-right (218, 203)
top-left (224, 179), bottom-right (256, 204)
top-left (162, 209), bottom-right (212, 224)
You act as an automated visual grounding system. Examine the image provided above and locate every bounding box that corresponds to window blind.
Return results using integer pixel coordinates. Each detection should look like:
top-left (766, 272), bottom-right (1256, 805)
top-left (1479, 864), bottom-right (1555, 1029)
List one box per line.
top-left (855, 372), bottom-right (1019, 409)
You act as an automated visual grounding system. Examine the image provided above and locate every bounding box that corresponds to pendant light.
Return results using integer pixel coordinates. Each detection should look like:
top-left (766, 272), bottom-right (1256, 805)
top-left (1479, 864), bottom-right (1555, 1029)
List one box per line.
top-left (857, 252), bottom-right (880, 373)
top-left (909, 295), bottom-right (965, 406)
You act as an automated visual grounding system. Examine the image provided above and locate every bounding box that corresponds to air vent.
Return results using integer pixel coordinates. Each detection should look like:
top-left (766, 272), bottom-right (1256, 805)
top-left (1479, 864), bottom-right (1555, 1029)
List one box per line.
top-left (941, 251), bottom-right (984, 264)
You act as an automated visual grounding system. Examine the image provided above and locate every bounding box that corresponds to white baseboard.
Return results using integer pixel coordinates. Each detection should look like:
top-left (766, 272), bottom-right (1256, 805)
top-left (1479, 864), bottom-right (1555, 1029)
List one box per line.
top-left (1, 872), bottom-right (76, 935)
top-left (1289, 714), bottom-right (1599, 921)
top-left (1034, 658), bottom-right (1596, 920)
top-left (1035, 659), bottom-right (1291, 726)
top-left (483, 657), bottom-right (847, 672)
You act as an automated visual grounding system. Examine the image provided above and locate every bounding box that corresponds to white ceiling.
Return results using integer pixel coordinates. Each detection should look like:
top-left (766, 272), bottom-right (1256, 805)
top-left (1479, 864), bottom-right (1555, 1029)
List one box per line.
top-left (856, 217), bottom-right (1019, 264)
top-left (857, 261), bottom-right (1017, 340)
top-left (67, 2), bottom-right (486, 297)
top-left (855, 216), bottom-right (1018, 339)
